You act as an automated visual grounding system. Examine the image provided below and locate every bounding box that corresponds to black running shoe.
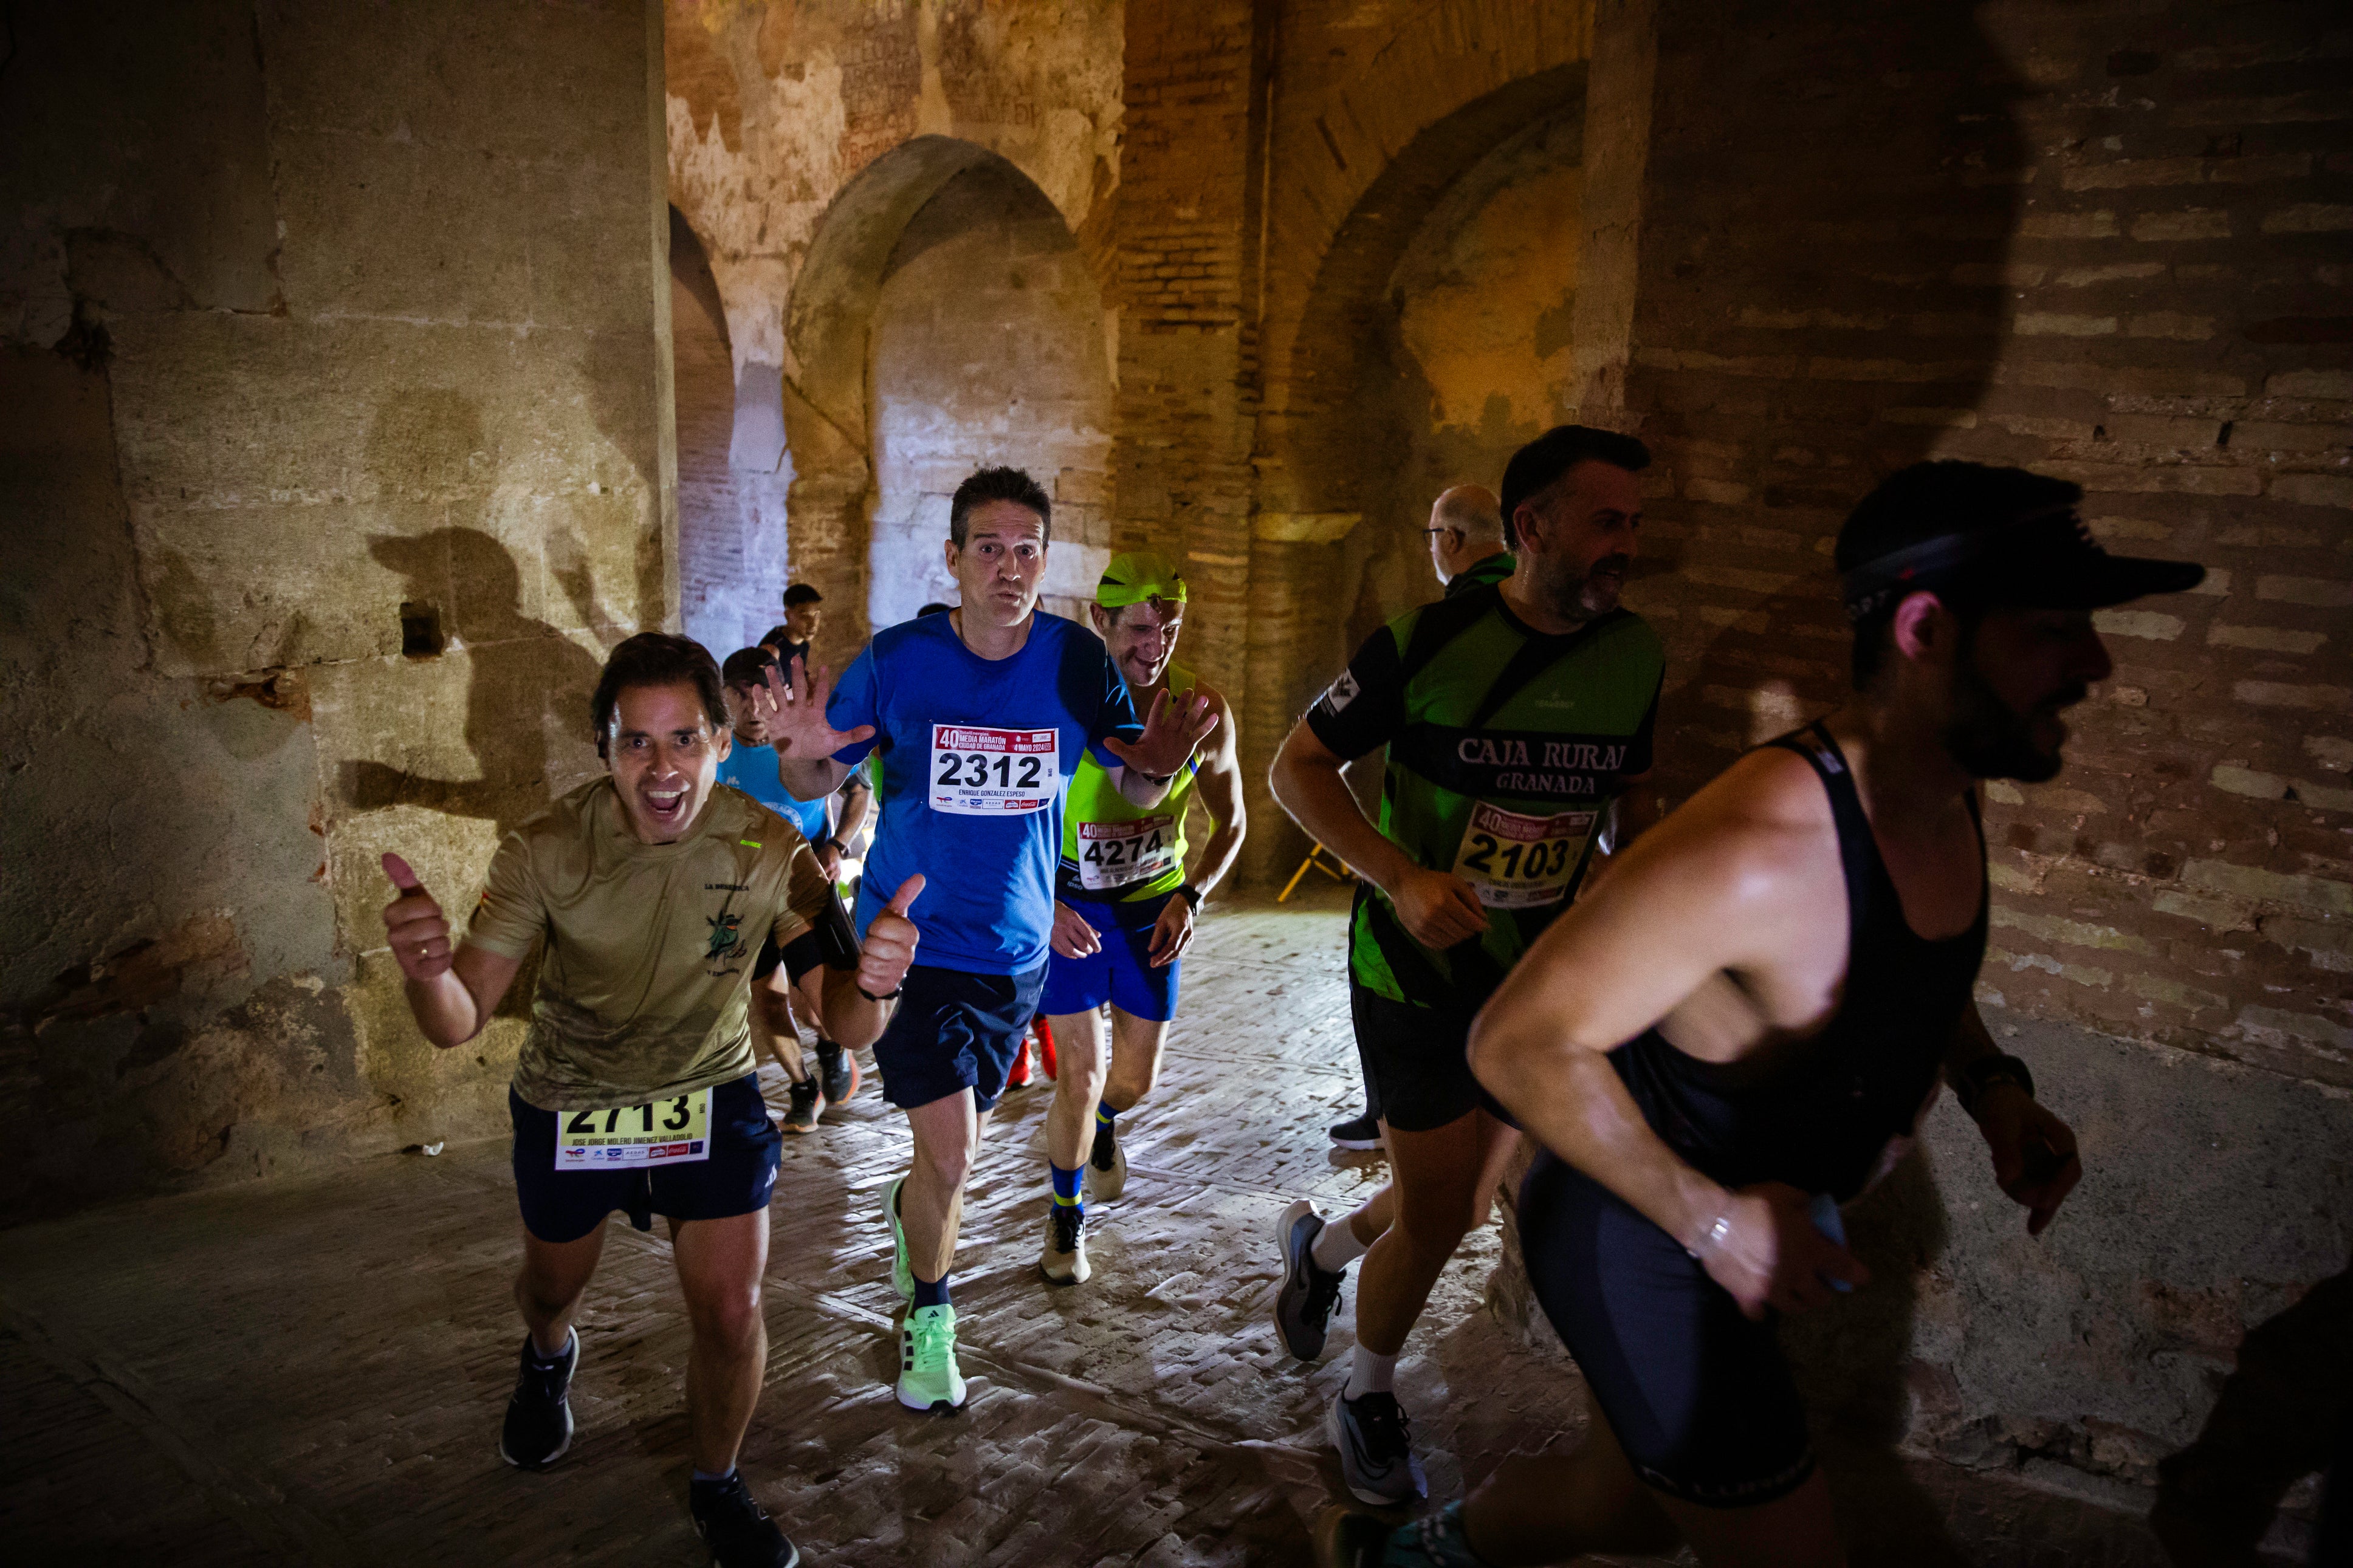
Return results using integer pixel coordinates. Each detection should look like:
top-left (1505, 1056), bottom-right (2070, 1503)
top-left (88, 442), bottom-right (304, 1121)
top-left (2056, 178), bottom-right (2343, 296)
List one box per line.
top-left (1328, 1113), bottom-right (1381, 1151)
top-left (1273, 1199), bottom-right (1347, 1361)
top-left (1329, 1389), bottom-right (1427, 1506)
top-left (498, 1329), bottom-right (578, 1470)
top-left (689, 1471), bottom-right (800, 1568)
top-left (817, 1041), bottom-right (859, 1107)
top-left (779, 1077), bottom-right (821, 1135)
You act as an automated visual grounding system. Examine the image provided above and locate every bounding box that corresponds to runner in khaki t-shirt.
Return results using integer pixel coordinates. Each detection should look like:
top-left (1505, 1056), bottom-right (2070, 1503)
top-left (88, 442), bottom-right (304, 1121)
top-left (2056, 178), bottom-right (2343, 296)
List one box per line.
top-left (377, 633), bottom-right (922, 1568)
top-left (470, 777), bottom-right (830, 1112)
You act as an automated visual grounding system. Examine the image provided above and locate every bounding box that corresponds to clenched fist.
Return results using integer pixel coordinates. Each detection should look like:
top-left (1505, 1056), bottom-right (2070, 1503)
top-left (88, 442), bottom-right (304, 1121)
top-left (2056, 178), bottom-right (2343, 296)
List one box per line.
top-left (381, 853), bottom-right (455, 983)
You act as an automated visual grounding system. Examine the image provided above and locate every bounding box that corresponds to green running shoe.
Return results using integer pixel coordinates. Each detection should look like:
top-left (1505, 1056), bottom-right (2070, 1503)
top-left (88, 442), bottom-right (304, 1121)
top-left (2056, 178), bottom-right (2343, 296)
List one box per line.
top-left (882, 1175), bottom-right (913, 1301)
top-left (896, 1303), bottom-right (967, 1412)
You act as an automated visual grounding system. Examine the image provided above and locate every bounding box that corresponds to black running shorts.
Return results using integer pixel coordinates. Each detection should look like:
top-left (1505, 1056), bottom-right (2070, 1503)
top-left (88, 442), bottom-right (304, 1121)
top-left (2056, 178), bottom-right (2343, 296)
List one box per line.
top-left (1349, 982), bottom-right (1517, 1134)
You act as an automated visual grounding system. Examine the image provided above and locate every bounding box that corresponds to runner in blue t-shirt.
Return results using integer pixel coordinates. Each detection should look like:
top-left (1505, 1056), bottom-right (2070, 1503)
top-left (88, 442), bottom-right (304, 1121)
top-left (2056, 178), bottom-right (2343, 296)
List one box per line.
top-left (717, 646), bottom-right (860, 1134)
top-left (757, 467), bottom-right (1217, 1415)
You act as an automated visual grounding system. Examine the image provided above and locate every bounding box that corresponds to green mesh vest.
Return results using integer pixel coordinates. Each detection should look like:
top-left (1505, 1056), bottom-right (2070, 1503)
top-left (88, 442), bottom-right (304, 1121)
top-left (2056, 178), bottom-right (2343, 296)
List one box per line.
top-left (1058, 663), bottom-right (1201, 902)
top-left (1312, 590), bottom-right (1664, 1008)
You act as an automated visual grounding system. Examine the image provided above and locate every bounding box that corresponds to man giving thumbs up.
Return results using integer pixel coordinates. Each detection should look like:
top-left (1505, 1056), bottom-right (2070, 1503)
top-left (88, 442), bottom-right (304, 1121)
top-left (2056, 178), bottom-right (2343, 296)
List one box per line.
top-left (379, 632), bottom-right (919, 1568)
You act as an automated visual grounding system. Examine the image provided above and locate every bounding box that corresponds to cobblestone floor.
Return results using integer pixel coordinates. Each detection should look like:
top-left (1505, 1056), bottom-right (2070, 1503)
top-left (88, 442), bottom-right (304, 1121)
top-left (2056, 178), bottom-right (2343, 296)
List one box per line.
top-left (2, 891), bottom-right (2180, 1565)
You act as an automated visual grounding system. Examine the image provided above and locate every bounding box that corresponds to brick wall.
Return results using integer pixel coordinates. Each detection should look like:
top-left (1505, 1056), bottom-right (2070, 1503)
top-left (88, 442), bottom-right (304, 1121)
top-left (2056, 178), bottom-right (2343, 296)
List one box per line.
top-left (1626, 0), bottom-right (2352, 1092)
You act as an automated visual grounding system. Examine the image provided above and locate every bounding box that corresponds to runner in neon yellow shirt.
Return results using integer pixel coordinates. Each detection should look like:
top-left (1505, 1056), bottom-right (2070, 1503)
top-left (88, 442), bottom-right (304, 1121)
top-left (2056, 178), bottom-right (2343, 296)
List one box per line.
top-left (1036, 553), bottom-right (1247, 1286)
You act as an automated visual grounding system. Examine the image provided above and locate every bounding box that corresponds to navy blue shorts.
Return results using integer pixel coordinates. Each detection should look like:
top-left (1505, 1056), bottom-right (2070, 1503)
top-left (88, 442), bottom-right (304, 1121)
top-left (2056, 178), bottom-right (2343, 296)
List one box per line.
top-left (871, 961), bottom-right (1048, 1112)
top-left (1519, 1150), bottom-right (1815, 1507)
top-left (509, 1074), bottom-right (781, 1244)
top-left (1350, 982), bottom-right (1517, 1134)
top-left (1037, 891), bottom-right (1182, 1022)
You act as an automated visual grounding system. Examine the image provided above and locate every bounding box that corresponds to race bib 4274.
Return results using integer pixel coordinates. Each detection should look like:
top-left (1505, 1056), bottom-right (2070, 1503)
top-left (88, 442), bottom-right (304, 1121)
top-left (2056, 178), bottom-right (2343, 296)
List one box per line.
top-left (930, 725), bottom-right (1059, 815)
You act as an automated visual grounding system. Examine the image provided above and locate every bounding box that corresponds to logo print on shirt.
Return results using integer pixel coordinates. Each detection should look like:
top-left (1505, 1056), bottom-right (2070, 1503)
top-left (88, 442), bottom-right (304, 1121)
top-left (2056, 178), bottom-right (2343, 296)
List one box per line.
top-left (704, 910), bottom-right (746, 966)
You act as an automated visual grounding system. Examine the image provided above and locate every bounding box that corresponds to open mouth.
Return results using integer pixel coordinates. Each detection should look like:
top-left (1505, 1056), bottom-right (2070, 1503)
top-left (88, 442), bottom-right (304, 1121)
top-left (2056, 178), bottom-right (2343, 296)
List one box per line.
top-left (642, 784), bottom-right (690, 827)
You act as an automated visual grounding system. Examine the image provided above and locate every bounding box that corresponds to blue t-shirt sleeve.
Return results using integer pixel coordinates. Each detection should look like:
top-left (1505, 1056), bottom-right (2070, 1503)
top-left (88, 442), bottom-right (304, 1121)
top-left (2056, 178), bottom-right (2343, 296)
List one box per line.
top-left (1086, 642), bottom-right (1144, 769)
top-left (827, 643), bottom-right (882, 767)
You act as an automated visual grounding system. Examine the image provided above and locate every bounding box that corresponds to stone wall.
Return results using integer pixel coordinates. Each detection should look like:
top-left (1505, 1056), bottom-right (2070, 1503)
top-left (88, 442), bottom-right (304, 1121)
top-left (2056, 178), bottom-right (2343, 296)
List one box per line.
top-left (0, 0), bottom-right (676, 1214)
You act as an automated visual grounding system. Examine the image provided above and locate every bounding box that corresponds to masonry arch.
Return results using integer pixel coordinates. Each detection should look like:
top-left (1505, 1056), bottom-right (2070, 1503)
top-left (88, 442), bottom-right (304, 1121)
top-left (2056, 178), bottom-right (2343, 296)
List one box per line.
top-left (781, 136), bottom-right (1114, 653)
top-left (671, 206), bottom-right (789, 657)
top-left (1242, 65), bottom-right (1592, 877)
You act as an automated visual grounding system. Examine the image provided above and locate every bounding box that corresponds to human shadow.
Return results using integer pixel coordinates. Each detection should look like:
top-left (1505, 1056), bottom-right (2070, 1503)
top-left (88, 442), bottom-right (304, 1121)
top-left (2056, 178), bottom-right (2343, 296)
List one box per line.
top-left (342, 526), bottom-right (608, 836)
top-left (2150, 1253), bottom-right (2351, 1565)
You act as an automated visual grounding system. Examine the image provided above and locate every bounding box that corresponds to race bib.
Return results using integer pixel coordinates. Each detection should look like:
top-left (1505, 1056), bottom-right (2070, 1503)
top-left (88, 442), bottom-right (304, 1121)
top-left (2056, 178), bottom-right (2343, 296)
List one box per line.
top-left (1452, 801), bottom-right (1596, 909)
top-left (930, 725), bottom-right (1059, 815)
top-left (555, 1088), bottom-right (712, 1170)
top-left (1077, 815), bottom-right (1178, 891)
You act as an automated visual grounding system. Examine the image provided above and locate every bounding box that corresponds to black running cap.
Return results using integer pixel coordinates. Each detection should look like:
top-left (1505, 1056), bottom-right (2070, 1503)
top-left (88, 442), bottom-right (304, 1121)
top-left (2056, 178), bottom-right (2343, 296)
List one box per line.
top-left (1842, 505), bottom-right (2205, 622)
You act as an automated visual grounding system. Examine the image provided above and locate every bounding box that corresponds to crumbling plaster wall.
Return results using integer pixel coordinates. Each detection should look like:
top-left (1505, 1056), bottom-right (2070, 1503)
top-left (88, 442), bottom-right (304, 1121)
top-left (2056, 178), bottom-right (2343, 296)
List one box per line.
top-left (664, 0), bottom-right (1123, 668)
top-left (675, 207), bottom-right (788, 655)
top-left (1, 0), bottom-right (676, 1215)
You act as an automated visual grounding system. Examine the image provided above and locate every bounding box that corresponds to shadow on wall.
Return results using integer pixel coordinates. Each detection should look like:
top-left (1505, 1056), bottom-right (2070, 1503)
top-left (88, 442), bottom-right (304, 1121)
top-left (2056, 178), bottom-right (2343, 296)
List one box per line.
top-left (1632, 1), bottom-right (2037, 1552)
top-left (2152, 1256), bottom-right (2351, 1564)
top-left (343, 527), bottom-right (609, 834)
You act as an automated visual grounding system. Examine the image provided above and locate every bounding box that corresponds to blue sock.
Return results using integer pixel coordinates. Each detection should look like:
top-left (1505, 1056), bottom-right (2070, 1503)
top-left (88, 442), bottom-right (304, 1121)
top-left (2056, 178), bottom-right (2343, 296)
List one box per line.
top-left (912, 1273), bottom-right (950, 1310)
top-left (690, 1467), bottom-right (735, 1485)
top-left (1050, 1161), bottom-right (1082, 1211)
top-left (1095, 1101), bottom-right (1116, 1129)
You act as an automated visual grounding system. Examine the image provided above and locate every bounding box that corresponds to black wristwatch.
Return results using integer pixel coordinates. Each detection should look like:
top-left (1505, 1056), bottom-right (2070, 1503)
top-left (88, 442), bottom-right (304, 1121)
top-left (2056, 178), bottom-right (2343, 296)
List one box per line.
top-left (1952, 1052), bottom-right (2035, 1117)
top-left (858, 984), bottom-right (902, 1002)
top-left (1176, 883), bottom-right (1204, 911)
top-left (823, 837), bottom-right (848, 856)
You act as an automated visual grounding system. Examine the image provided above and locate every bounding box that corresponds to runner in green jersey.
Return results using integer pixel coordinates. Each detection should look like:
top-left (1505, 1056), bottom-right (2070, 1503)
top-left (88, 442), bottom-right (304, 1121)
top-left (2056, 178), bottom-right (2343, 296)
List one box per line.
top-left (1268, 426), bottom-right (1666, 1506)
top-left (1034, 553), bottom-right (1247, 1285)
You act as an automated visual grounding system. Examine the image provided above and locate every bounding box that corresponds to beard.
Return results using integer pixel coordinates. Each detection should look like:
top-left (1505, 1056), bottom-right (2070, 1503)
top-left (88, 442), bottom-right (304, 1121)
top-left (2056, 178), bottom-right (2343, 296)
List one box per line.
top-left (1527, 550), bottom-right (1630, 622)
top-left (1942, 645), bottom-right (2083, 784)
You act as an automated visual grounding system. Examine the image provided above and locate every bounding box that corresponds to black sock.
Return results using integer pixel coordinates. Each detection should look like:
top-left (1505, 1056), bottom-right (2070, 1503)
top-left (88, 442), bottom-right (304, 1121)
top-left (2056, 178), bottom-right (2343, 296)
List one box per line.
top-left (816, 1038), bottom-right (843, 1066)
top-left (912, 1273), bottom-right (950, 1310)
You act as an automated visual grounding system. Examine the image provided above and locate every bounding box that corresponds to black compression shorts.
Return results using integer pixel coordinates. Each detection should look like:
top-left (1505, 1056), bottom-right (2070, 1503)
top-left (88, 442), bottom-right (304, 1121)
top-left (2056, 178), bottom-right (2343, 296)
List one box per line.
top-left (1519, 1149), bottom-right (1816, 1508)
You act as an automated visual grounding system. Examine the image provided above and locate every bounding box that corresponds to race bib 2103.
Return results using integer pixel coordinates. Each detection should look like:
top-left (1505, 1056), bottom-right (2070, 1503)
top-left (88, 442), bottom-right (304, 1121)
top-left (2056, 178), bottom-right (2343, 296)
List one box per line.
top-left (1451, 801), bottom-right (1595, 909)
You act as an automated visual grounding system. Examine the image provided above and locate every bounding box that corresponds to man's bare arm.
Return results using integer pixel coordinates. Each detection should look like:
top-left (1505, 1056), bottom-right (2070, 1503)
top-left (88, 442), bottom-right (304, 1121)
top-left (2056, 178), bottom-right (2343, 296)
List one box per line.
top-left (1468, 752), bottom-right (1865, 1318)
top-left (1180, 688), bottom-right (1246, 896)
top-left (1269, 721), bottom-right (1493, 948)
top-left (382, 855), bottom-right (524, 1048)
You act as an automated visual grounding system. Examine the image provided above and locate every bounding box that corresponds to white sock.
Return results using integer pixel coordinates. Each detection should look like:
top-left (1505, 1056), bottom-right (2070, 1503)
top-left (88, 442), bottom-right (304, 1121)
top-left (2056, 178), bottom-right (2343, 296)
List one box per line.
top-left (1310, 1211), bottom-right (1370, 1273)
top-left (1344, 1344), bottom-right (1396, 1401)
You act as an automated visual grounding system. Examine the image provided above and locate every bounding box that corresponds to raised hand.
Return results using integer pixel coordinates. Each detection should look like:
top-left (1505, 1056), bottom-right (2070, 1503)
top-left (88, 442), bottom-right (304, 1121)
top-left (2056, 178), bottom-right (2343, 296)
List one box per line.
top-left (857, 874), bottom-right (924, 999)
top-left (381, 852), bottom-right (453, 983)
top-left (1050, 900), bottom-right (1102, 960)
top-left (761, 656), bottom-right (874, 761)
top-left (1104, 686), bottom-right (1219, 779)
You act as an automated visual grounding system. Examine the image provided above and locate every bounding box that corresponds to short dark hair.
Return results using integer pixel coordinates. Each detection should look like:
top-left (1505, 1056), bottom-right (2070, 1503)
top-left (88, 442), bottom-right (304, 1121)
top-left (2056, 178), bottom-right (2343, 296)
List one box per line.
top-left (1498, 425), bottom-right (1652, 548)
top-left (781, 583), bottom-right (822, 608)
top-left (1839, 460), bottom-right (2084, 690)
top-left (721, 645), bottom-right (777, 687)
top-left (590, 632), bottom-right (729, 759)
top-left (948, 466), bottom-right (1053, 548)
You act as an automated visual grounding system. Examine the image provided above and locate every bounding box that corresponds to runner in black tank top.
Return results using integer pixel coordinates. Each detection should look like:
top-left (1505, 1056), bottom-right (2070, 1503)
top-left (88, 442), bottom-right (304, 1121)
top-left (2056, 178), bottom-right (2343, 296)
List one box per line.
top-left (1517, 721), bottom-right (1988, 1510)
top-left (1313, 460), bottom-right (2201, 1568)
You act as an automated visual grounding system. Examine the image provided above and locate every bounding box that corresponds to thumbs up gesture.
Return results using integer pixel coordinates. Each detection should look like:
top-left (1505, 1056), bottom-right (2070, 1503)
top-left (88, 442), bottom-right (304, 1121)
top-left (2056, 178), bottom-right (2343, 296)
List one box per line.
top-left (856, 874), bottom-right (924, 999)
top-left (381, 852), bottom-right (455, 982)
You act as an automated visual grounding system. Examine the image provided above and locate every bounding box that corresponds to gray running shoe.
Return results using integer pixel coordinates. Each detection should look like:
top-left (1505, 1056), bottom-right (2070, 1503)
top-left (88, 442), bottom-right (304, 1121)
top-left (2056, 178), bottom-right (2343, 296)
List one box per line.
top-left (1039, 1200), bottom-right (1091, 1286)
top-left (1273, 1199), bottom-right (1347, 1361)
top-left (1086, 1117), bottom-right (1128, 1202)
top-left (1328, 1389), bottom-right (1427, 1507)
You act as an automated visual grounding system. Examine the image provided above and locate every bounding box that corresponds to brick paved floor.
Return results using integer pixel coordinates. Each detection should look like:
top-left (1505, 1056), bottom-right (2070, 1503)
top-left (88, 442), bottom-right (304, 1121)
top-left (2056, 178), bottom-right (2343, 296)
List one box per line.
top-left (1, 891), bottom-right (2185, 1565)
